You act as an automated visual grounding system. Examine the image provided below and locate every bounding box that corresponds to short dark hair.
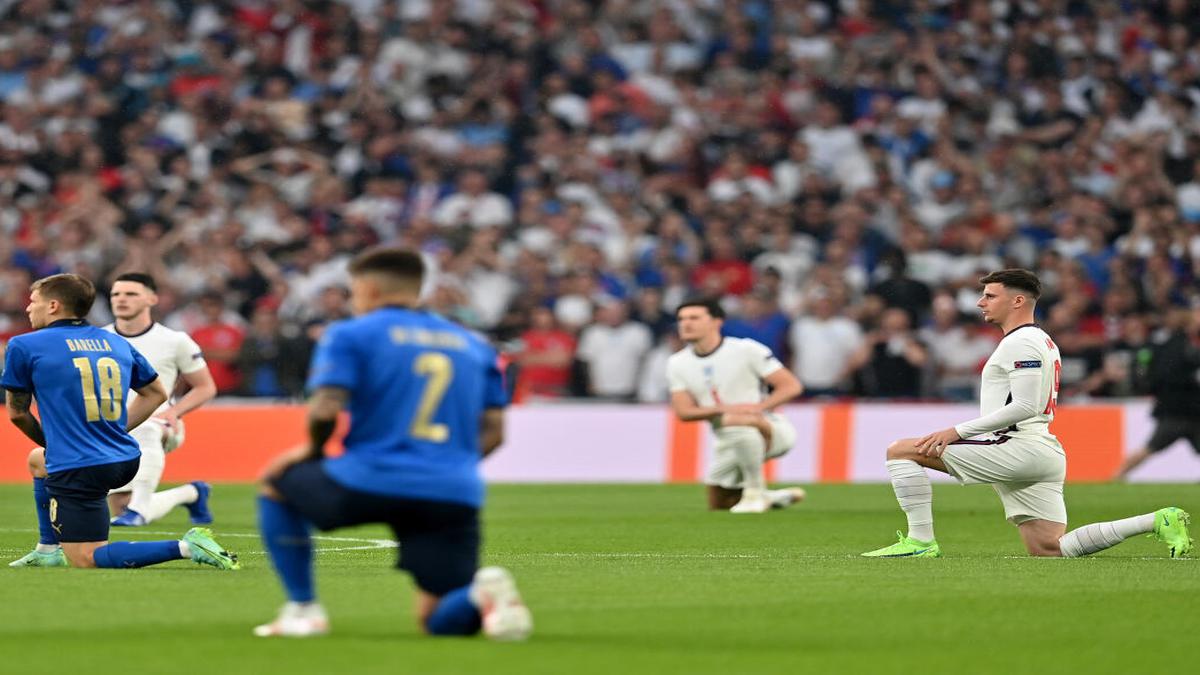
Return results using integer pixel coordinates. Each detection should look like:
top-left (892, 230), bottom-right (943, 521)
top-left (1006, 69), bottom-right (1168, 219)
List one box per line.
top-left (114, 272), bottom-right (158, 293)
top-left (31, 273), bottom-right (96, 318)
top-left (348, 246), bottom-right (426, 289)
top-left (979, 269), bottom-right (1042, 300)
top-left (676, 297), bottom-right (725, 320)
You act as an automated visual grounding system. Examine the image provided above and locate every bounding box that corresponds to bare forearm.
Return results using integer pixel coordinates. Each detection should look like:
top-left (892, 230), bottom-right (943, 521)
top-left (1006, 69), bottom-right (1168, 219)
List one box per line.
top-left (306, 387), bottom-right (348, 458)
top-left (10, 412), bottom-right (46, 447)
top-left (126, 393), bottom-right (165, 430)
top-left (164, 384), bottom-right (216, 419)
top-left (674, 404), bottom-right (723, 422)
top-left (760, 382), bottom-right (803, 411)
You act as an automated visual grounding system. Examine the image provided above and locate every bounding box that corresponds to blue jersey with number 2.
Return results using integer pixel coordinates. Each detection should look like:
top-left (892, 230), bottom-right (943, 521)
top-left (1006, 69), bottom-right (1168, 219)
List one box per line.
top-left (307, 307), bottom-right (508, 507)
top-left (1, 320), bottom-right (159, 473)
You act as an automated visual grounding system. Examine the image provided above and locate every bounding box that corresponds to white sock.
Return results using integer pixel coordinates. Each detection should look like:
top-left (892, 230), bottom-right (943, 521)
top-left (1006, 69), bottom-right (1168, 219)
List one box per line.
top-left (767, 489), bottom-right (796, 507)
top-left (36, 543), bottom-right (60, 554)
top-left (178, 541), bottom-right (191, 558)
top-left (141, 484), bottom-right (200, 523)
top-left (887, 459), bottom-right (935, 542)
top-left (1058, 513), bottom-right (1155, 558)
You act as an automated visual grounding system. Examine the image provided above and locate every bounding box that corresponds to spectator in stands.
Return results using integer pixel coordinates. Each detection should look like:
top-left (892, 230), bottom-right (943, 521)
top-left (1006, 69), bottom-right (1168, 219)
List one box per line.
top-left (576, 299), bottom-right (653, 401)
top-left (190, 292), bottom-right (246, 394)
top-left (516, 306), bottom-right (576, 400)
top-left (919, 293), bottom-right (997, 401)
top-left (789, 289), bottom-right (863, 397)
top-left (848, 307), bottom-right (929, 399)
top-left (235, 305), bottom-right (310, 399)
top-left (723, 290), bottom-right (790, 359)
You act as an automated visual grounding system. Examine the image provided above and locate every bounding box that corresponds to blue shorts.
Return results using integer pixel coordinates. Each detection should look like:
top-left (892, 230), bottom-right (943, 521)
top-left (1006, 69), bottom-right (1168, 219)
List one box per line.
top-left (45, 458), bottom-right (140, 543)
top-left (271, 461), bottom-right (480, 595)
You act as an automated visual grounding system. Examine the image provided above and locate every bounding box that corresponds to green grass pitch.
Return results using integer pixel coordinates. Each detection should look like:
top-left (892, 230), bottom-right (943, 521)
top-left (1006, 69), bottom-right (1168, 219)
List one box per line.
top-left (1, 482), bottom-right (1197, 674)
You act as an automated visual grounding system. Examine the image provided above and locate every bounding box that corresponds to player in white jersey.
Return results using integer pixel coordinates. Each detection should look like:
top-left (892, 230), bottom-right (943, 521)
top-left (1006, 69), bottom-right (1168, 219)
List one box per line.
top-left (10, 274), bottom-right (220, 566)
top-left (862, 269), bottom-right (1192, 559)
top-left (667, 298), bottom-right (807, 513)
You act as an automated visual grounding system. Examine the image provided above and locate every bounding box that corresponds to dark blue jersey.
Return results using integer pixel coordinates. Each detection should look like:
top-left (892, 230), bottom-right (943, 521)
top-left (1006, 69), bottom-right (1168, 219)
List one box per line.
top-left (307, 307), bottom-right (507, 507)
top-left (1, 319), bottom-right (158, 473)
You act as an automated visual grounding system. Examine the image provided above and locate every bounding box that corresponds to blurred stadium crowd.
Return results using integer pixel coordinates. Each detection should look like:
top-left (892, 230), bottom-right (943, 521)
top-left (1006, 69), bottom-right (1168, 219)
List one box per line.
top-left (1, 0), bottom-right (1199, 403)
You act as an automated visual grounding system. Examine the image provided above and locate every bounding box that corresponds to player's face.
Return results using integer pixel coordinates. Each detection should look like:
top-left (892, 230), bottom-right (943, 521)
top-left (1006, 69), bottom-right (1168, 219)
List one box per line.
top-left (676, 306), bottom-right (719, 343)
top-left (977, 283), bottom-right (1010, 324)
top-left (25, 290), bottom-right (51, 329)
top-left (110, 281), bottom-right (157, 320)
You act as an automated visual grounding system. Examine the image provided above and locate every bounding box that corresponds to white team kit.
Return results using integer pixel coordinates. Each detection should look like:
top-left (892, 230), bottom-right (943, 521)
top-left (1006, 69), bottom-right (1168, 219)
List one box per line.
top-left (943, 323), bottom-right (1067, 524)
top-left (103, 322), bottom-right (207, 504)
top-left (667, 338), bottom-right (797, 488)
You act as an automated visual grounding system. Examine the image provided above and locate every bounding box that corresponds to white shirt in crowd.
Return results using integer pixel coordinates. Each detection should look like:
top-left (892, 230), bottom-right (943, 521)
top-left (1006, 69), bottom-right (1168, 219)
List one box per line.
top-left (789, 316), bottom-right (863, 390)
top-left (433, 192), bottom-right (513, 229)
top-left (577, 321), bottom-right (653, 397)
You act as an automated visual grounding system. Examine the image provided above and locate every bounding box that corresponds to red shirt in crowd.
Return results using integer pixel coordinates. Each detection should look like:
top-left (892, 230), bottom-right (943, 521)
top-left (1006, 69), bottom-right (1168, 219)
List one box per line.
top-left (518, 328), bottom-right (577, 397)
top-left (191, 323), bottom-right (246, 392)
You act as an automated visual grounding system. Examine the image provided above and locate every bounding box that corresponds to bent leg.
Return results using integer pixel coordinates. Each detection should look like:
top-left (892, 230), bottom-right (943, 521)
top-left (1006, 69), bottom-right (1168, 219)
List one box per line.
top-left (1058, 513), bottom-right (1156, 558)
top-left (885, 438), bottom-right (944, 543)
top-left (27, 448), bottom-right (59, 551)
top-left (707, 485), bottom-right (742, 510)
top-left (1018, 519), bottom-right (1067, 557)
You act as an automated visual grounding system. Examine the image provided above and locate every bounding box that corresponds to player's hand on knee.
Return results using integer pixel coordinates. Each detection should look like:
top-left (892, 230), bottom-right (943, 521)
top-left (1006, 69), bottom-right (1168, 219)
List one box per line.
top-left (916, 428), bottom-right (961, 457)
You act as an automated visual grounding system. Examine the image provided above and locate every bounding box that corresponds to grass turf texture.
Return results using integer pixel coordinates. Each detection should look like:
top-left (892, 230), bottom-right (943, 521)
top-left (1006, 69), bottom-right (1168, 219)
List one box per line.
top-left (1, 482), bottom-right (1197, 674)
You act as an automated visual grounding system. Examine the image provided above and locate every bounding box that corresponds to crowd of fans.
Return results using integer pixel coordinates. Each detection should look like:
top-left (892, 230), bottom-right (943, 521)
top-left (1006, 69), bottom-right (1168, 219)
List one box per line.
top-left (2, 0), bottom-right (1200, 404)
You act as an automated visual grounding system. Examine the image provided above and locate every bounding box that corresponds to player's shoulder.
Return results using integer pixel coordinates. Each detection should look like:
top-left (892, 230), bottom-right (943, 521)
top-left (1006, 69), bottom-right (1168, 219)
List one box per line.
top-left (666, 345), bottom-right (694, 367)
top-left (722, 336), bottom-right (773, 357)
top-left (999, 324), bottom-right (1053, 347)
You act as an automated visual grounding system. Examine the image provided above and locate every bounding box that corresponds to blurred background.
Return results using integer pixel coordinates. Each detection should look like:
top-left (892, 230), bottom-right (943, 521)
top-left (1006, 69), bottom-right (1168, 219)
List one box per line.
top-left (0, 0), bottom-right (1198, 408)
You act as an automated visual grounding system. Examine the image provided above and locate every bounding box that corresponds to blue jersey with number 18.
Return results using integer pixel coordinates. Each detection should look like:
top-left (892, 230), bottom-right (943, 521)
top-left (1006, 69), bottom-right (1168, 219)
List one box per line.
top-left (1, 319), bottom-right (159, 473)
top-left (307, 307), bottom-right (508, 508)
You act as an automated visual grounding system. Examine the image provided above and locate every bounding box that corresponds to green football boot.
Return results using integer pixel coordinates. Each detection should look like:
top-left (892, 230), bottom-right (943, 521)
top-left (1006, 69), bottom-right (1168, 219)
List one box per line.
top-left (183, 527), bottom-right (241, 570)
top-left (8, 548), bottom-right (68, 568)
top-left (1151, 507), bottom-right (1192, 559)
top-left (861, 531), bottom-right (942, 558)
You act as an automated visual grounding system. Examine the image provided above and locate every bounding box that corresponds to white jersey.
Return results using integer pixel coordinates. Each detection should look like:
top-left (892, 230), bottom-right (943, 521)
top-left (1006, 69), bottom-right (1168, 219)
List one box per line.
top-left (103, 322), bottom-right (207, 414)
top-left (955, 323), bottom-right (1061, 446)
top-left (666, 337), bottom-right (785, 436)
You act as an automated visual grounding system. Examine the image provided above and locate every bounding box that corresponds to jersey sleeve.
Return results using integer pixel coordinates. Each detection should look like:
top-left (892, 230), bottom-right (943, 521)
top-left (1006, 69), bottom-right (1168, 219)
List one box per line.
top-left (129, 346), bottom-right (160, 390)
top-left (0, 338), bottom-right (32, 392)
top-left (175, 333), bottom-right (208, 375)
top-left (306, 322), bottom-right (359, 391)
top-left (666, 356), bottom-right (688, 393)
top-left (746, 340), bottom-right (786, 378)
top-left (998, 336), bottom-right (1046, 380)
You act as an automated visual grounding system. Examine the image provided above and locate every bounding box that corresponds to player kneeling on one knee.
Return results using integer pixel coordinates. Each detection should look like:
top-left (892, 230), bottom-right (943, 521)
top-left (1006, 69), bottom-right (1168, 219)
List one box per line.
top-left (861, 269), bottom-right (1192, 560)
top-left (253, 246), bottom-right (532, 640)
top-left (666, 297), bottom-right (807, 514)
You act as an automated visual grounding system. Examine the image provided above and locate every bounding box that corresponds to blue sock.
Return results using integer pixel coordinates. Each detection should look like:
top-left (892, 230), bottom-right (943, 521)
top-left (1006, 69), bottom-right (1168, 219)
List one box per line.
top-left (93, 541), bottom-right (184, 568)
top-left (33, 478), bottom-right (57, 546)
top-left (425, 585), bottom-right (481, 636)
top-left (258, 496), bottom-right (315, 603)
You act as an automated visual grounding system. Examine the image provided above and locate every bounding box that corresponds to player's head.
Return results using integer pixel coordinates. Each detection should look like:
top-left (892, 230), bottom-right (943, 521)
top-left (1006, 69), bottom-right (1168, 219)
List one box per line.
top-left (110, 273), bottom-right (159, 321)
top-left (347, 246), bottom-right (425, 315)
top-left (977, 269), bottom-right (1041, 325)
top-left (675, 297), bottom-right (724, 344)
top-left (27, 273), bottom-right (96, 328)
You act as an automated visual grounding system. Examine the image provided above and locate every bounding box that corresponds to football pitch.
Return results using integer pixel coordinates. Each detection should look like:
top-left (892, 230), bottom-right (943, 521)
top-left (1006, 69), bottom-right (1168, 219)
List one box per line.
top-left (1, 482), bottom-right (1197, 674)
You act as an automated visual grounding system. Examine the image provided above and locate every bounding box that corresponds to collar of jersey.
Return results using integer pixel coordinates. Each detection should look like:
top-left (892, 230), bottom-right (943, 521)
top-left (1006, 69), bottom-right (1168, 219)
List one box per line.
top-left (47, 318), bottom-right (88, 328)
top-left (1004, 322), bottom-right (1039, 337)
top-left (113, 321), bottom-right (155, 338)
top-left (693, 337), bottom-right (725, 358)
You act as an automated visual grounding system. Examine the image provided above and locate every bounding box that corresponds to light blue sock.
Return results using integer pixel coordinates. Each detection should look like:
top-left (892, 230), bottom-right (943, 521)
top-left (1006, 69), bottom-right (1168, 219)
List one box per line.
top-left (33, 478), bottom-right (57, 546)
top-left (425, 585), bottom-right (481, 636)
top-left (93, 541), bottom-right (184, 568)
top-left (258, 496), bottom-right (315, 602)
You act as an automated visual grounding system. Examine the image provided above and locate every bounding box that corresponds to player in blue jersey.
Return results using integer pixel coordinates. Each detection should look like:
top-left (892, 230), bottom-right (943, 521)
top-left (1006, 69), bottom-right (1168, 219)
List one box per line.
top-left (253, 247), bottom-right (531, 640)
top-left (2, 273), bottom-right (239, 570)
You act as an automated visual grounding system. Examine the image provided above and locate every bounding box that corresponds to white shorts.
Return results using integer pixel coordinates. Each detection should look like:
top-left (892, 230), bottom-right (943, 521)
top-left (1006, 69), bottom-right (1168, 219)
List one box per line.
top-left (109, 419), bottom-right (168, 495)
top-left (942, 435), bottom-right (1067, 525)
top-left (706, 414), bottom-right (797, 489)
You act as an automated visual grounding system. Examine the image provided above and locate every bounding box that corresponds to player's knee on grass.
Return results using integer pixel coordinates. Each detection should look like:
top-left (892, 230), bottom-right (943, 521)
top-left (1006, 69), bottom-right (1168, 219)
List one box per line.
top-left (60, 543), bottom-right (103, 568)
top-left (1018, 520), bottom-right (1065, 557)
top-left (27, 447), bottom-right (47, 478)
top-left (707, 486), bottom-right (742, 510)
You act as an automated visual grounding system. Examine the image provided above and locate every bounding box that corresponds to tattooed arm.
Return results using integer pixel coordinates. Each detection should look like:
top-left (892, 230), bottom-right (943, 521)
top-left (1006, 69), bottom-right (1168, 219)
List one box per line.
top-left (6, 390), bottom-right (46, 447)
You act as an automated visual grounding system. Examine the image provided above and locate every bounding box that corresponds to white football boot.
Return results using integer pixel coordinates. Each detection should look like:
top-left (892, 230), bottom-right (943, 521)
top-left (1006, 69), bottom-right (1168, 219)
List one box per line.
top-left (729, 488), bottom-right (771, 514)
top-left (253, 602), bottom-right (330, 638)
top-left (470, 566), bottom-right (533, 641)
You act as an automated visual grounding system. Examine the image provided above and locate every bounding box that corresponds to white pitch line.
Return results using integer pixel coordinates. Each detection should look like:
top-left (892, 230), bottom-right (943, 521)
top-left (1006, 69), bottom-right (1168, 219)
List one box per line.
top-left (0, 528), bottom-right (397, 555)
